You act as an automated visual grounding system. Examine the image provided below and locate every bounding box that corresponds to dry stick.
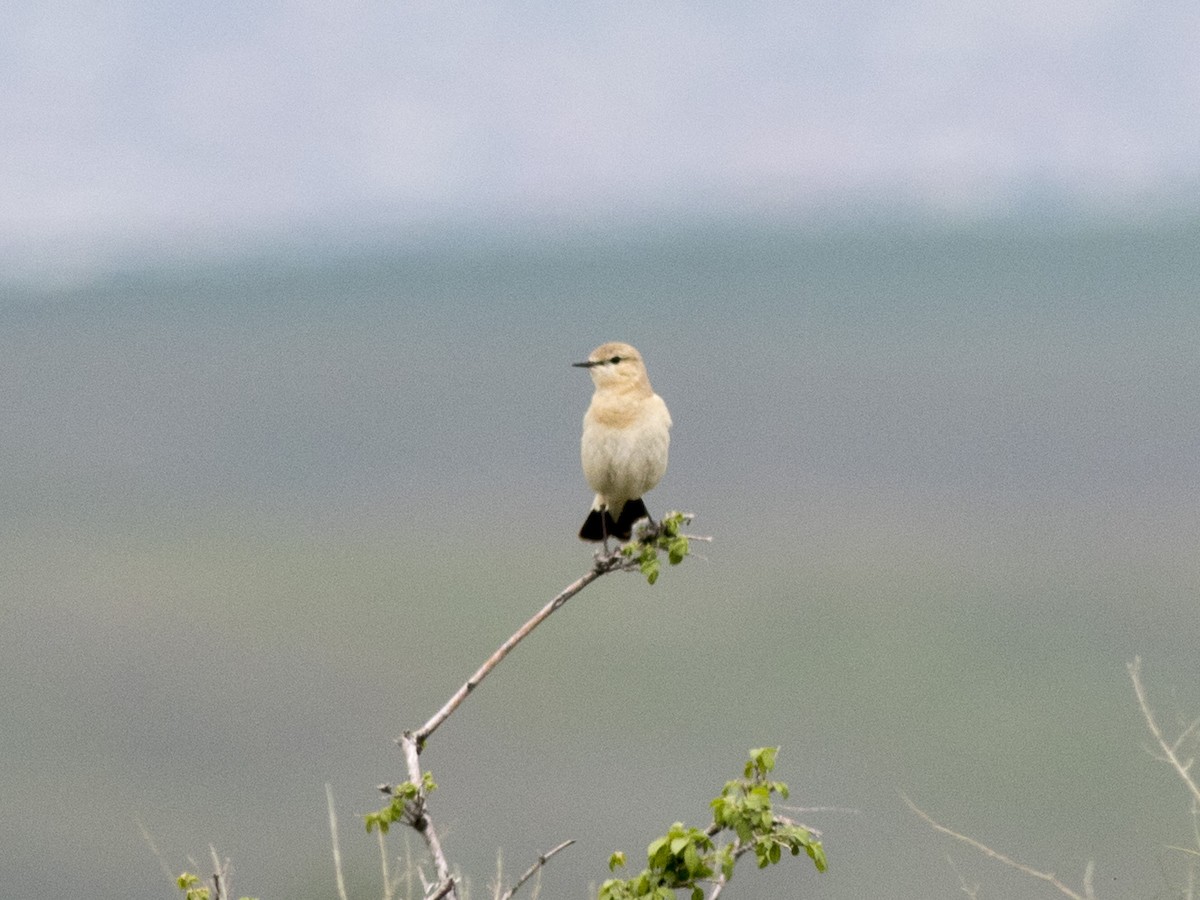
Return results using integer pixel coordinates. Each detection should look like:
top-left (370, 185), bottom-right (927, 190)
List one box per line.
top-left (394, 521), bottom-right (700, 900)
top-left (498, 839), bottom-right (576, 900)
top-left (396, 731), bottom-right (458, 898)
top-left (412, 515), bottom-right (702, 747)
top-left (412, 556), bottom-right (623, 747)
top-left (378, 828), bottom-right (395, 900)
top-left (1129, 656), bottom-right (1200, 805)
top-left (208, 847), bottom-right (230, 900)
top-left (326, 784), bottom-right (350, 900)
top-left (900, 793), bottom-right (1089, 900)
top-left (136, 818), bottom-right (176, 883)
top-left (392, 556), bottom-right (619, 900)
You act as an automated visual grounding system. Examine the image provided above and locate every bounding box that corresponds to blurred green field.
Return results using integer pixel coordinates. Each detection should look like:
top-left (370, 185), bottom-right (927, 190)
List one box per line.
top-left (2, 220), bottom-right (1198, 899)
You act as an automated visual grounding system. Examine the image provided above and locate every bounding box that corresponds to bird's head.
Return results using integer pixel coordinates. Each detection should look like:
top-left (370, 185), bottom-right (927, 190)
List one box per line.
top-left (573, 342), bottom-right (650, 390)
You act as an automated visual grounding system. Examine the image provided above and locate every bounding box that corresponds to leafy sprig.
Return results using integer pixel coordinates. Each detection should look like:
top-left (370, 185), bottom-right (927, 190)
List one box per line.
top-left (599, 748), bottom-right (826, 900)
top-left (621, 512), bottom-right (693, 584)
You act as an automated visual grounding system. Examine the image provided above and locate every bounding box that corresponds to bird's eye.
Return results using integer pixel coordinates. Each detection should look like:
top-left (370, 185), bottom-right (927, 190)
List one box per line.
top-left (609, 356), bottom-right (622, 364)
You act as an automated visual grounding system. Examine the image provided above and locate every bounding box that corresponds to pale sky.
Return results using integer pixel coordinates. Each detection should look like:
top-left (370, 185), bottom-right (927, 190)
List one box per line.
top-left (5, 1), bottom-right (1200, 282)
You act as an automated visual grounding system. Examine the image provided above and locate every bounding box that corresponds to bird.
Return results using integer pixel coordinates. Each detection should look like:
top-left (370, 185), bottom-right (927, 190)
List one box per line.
top-left (573, 342), bottom-right (672, 543)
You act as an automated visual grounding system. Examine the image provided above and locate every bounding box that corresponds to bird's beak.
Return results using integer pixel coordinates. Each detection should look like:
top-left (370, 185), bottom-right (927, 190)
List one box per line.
top-left (572, 360), bottom-right (598, 368)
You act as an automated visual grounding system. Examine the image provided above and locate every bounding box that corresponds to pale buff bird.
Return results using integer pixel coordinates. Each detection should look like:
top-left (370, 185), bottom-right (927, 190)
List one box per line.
top-left (573, 342), bottom-right (672, 542)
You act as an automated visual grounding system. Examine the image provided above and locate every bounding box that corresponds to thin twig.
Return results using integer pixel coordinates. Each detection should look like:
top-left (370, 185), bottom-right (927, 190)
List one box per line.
top-left (403, 832), bottom-right (416, 899)
top-left (1175, 716), bottom-right (1200, 754)
top-left (326, 784), bottom-right (350, 900)
top-left (208, 847), bottom-right (229, 900)
top-left (497, 840), bottom-right (574, 900)
top-left (412, 566), bottom-right (607, 746)
top-left (136, 818), bottom-right (175, 882)
top-left (386, 518), bottom-right (706, 900)
top-left (777, 804), bottom-right (860, 816)
top-left (945, 854), bottom-right (981, 900)
top-left (706, 814), bottom-right (818, 900)
top-left (900, 793), bottom-right (1087, 900)
top-left (411, 516), bottom-right (708, 747)
top-left (491, 849), bottom-right (504, 900)
top-left (706, 837), bottom-right (756, 900)
top-left (378, 827), bottom-right (395, 900)
top-left (388, 561), bottom-right (614, 900)
top-left (1129, 657), bottom-right (1200, 805)
top-left (397, 733), bottom-right (457, 898)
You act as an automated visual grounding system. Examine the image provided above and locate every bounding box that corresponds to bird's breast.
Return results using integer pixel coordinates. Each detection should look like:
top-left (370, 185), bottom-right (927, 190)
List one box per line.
top-left (580, 396), bottom-right (671, 503)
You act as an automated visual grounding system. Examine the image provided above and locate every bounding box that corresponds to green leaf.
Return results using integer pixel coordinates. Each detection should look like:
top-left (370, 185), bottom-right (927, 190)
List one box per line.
top-left (608, 851), bottom-right (626, 872)
top-left (749, 746), bottom-right (777, 776)
top-left (647, 835), bottom-right (669, 866)
top-left (667, 536), bottom-right (689, 564)
top-left (640, 555), bottom-right (660, 584)
top-left (808, 839), bottom-right (828, 872)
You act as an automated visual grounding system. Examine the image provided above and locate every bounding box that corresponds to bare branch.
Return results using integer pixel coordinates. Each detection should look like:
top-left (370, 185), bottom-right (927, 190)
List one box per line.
top-left (381, 518), bottom-right (706, 899)
top-left (707, 837), bottom-right (753, 900)
top-left (412, 566), bottom-right (607, 746)
top-left (498, 840), bottom-right (575, 900)
top-left (901, 793), bottom-right (1087, 900)
top-left (942, 854), bottom-right (982, 899)
top-left (208, 847), bottom-right (231, 900)
top-left (136, 819), bottom-right (175, 883)
top-left (378, 827), bottom-right (395, 900)
top-left (1174, 716), bottom-right (1200, 754)
top-left (1167, 799), bottom-right (1200, 860)
top-left (326, 784), bottom-right (350, 900)
top-left (383, 556), bottom-right (623, 900)
top-left (409, 516), bottom-right (707, 747)
top-left (1129, 657), bottom-right (1200, 805)
top-left (396, 733), bottom-right (458, 898)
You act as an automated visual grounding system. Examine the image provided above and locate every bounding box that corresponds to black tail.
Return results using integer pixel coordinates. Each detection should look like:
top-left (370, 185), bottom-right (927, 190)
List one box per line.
top-left (578, 498), bottom-right (650, 542)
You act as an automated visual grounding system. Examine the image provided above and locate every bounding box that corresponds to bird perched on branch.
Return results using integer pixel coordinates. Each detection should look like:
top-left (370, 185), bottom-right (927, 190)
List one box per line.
top-left (573, 342), bottom-right (672, 543)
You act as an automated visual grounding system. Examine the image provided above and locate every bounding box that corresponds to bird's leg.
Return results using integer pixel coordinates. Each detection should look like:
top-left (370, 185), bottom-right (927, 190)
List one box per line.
top-left (642, 511), bottom-right (657, 539)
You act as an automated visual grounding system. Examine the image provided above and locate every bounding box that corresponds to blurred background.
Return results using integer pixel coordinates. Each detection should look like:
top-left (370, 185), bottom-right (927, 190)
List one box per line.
top-left (3, 3), bottom-right (1199, 899)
